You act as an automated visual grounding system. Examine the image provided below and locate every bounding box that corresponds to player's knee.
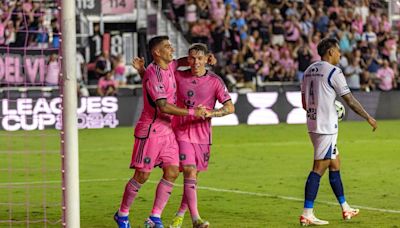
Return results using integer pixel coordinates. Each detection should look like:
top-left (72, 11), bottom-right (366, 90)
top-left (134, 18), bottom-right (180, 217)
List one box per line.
top-left (133, 171), bottom-right (150, 184)
top-left (163, 166), bottom-right (180, 181)
top-left (182, 166), bottom-right (197, 179)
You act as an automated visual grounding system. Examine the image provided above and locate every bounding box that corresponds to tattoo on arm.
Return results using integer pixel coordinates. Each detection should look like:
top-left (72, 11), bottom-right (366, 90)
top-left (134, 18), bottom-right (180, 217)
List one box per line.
top-left (342, 93), bottom-right (370, 120)
top-left (212, 106), bottom-right (229, 117)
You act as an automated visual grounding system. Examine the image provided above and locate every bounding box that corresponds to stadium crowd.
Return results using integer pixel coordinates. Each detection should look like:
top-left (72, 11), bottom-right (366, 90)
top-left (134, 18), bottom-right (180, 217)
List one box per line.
top-left (167, 0), bottom-right (400, 92)
top-left (1, 0), bottom-right (400, 95)
top-left (0, 0), bottom-right (60, 48)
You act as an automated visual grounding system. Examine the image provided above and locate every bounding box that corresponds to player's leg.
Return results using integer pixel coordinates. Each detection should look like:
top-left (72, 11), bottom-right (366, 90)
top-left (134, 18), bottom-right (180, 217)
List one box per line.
top-left (115, 138), bottom-right (152, 228)
top-left (117, 170), bottom-right (150, 214)
top-left (190, 143), bottom-right (210, 228)
top-left (170, 141), bottom-right (197, 228)
top-left (329, 155), bottom-right (360, 220)
top-left (300, 133), bottom-right (332, 226)
top-left (146, 134), bottom-right (180, 228)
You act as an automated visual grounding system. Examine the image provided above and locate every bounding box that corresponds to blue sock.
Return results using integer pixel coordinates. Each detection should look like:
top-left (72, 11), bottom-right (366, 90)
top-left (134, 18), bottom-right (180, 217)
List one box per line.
top-left (329, 170), bottom-right (346, 204)
top-left (304, 171), bottom-right (321, 208)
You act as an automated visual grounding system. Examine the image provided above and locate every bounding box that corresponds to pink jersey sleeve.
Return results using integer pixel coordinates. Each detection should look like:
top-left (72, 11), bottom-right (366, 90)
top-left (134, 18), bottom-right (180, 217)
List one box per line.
top-left (145, 67), bottom-right (168, 102)
top-left (214, 76), bottom-right (231, 104)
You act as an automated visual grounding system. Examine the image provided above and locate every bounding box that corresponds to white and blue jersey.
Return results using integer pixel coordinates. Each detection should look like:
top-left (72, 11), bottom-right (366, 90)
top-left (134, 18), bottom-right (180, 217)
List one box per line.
top-left (301, 61), bottom-right (351, 134)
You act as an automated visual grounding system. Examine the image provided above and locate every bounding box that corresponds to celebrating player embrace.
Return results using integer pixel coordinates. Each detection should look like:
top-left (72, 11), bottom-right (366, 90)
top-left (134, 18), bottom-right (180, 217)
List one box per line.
top-left (132, 43), bottom-right (235, 228)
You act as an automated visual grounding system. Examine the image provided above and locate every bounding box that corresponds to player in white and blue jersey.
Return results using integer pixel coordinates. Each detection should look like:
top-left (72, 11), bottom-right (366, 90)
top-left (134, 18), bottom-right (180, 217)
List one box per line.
top-left (300, 38), bottom-right (378, 226)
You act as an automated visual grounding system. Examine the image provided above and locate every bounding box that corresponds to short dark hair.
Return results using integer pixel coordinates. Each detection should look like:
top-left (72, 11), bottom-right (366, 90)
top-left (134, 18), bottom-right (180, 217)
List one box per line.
top-left (148, 35), bottom-right (169, 53)
top-left (188, 43), bottom-right (209, 55)
top-left (317, 38), bottom-right (339, 57)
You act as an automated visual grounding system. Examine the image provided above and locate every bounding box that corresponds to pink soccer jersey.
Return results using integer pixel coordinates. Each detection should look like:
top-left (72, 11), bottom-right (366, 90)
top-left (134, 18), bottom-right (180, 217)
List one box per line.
top-left (134, 61), bottom-right (178, 138)
top-left (173, 70), bottom-right (231, 144)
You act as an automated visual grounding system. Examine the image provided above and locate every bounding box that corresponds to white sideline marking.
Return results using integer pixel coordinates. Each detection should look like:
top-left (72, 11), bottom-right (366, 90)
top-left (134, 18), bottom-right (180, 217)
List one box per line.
top-left (1, 178), bottom-right (399, 214)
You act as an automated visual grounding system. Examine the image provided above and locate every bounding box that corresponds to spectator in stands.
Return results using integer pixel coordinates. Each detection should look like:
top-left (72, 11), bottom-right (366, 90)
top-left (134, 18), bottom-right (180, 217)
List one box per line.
top-left (185, 0), bottom-right (197, 32)
top-left (45, 53), bottom-right (60, 86)
top-left (225, 51), bottom-right (242, 90)
top-left (210, 0), bottom-right (225, 25)
top-left (355, 0), bottom-right (369, 24)
top-left (294, 38), bottom-right (312, 82)
top-left (165, 0), bottom-right (395, 92)
top-left (190, 18), bottom-right (210, 44)
top-left (197, 0), bottom-right (210, 19)
top-left (364, 47), bottom-right (382, 79)
top-left (338, 24), bottom-right (352, 54)
top-left (362, 24), bottom-right (377, 44)
top-left (315, 8), bottom-right (329, 34)
top-left (0, 15), bottom-right (7, 45)
top-left (270, 8), bottom-right (285, 46)
top-left (76, 52), bottom-right (89, 97)
top-left (257, 54), bottom-right (270, 83)
top-left (284, 15), bottom-right (300, 45)
top-left (279, 49), bottom-right (296, 81)
top-left (352, 14), bottom-right (364, 35)
top-left (97, 70), bottom-right (118, 96)
top-left (36, 16), bottom-right (48, 48)
top-left (51, 18), bottom-right (60, 48)
top-left (242, 57), bottom-right (257, 91)
top-left (344, 56), bottom-right (362, 90)
top-left (376, 59), bottom-right (396, 91)
top-left (95, 51), bottom-right (112, 80)
top-left (114, 54), bottom-right (127, 86)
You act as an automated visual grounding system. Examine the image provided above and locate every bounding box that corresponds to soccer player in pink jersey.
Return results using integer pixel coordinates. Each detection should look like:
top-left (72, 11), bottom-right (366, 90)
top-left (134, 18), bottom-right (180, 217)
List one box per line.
top-left (114, 36), bottom-right (207, 228)
top-left (132, 43), bottom-right (235, 228)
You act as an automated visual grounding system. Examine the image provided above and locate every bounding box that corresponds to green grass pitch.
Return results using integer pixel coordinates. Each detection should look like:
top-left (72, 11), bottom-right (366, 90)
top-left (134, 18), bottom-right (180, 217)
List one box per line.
top-left (1, 120), bottom-right (400, 227)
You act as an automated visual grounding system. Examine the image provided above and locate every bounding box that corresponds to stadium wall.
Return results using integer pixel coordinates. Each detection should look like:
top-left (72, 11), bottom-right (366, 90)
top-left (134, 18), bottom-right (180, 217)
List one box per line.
top-left (1, 91), bottom-right (399, 131)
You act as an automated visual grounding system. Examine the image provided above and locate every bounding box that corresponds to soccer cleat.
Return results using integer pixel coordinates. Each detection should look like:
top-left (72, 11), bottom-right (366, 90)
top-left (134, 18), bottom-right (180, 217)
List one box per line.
top-left (342, 208), bottom-right (360, 220)
top-left (192, 218), bottom-right (210, 228)
top-left (144, 216), bottom-right (164, 228)
top-left (114, 211), bottom-right (131, 228)
top-left (169, 215), bottom-right (184, 228)
top-left (299, 214), bottom-right (329, 226)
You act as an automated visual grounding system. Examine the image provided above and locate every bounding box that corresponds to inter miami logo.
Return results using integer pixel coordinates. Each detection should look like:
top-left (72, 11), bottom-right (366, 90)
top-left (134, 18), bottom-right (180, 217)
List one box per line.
top-left (191, 80), bottom-right (197, 84)
top-left (187, 90), bottom-right (194, 97)
top-left (144, 157), bottom-right (151, 164)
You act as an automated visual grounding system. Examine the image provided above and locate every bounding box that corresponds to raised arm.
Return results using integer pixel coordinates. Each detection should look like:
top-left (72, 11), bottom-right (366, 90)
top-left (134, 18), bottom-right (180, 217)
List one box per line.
top-left (132, 57), bottom-right (146, 78)
top-left (341, 93), bottom-right (377, 131)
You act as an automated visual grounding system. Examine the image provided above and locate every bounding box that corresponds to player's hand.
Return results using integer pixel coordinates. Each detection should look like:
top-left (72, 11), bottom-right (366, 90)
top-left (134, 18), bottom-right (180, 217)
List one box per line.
top-left (207, 54), bottom-right (217, 65)
top-left (194, 105), bottom-right (207, 118)
top-left (131, 57), bottom-right (145, 71)
top-left (367, 117), bottom-right (377, 131)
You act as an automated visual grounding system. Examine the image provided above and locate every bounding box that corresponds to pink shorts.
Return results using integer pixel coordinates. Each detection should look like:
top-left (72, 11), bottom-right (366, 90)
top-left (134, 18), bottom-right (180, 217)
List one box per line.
top-left (130, 133), bottom-right (179, 172)
top-left (178, 141), bottom-right (210, 172)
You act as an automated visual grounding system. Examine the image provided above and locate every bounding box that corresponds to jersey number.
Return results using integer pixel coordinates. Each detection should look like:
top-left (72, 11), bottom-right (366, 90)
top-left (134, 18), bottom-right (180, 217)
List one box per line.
top-left (309, 80), bottom-right (315, 105)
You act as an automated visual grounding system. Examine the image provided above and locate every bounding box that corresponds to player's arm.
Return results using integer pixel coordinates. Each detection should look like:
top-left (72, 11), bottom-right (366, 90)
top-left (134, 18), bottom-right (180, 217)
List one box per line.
top-left (132, 57), bottom-right (146, 78)
top-left (342, 93), bottom-right (377, 131)
top-left (301, 92), bottom-right (306, 111)
top-left (156, 98), bottom-right (206, 117)
top-left (208, 100), bottom-right (235, 117)
top-left (332, 69), bottom-right (377, 131)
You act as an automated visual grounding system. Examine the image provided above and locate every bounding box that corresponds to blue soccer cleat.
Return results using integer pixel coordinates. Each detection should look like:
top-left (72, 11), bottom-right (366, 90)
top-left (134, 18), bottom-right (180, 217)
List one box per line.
top-left (114, 211), bottom-right (131, 228)
top-left (144, 216), bottom-right (164, 228)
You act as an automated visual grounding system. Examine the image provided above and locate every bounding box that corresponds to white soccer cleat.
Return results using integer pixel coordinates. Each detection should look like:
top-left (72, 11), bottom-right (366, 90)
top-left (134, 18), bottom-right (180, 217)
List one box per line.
top-left (299, 214), bottom-right (329, 226)
top-left (342, 208), bottom-right (359, 220)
